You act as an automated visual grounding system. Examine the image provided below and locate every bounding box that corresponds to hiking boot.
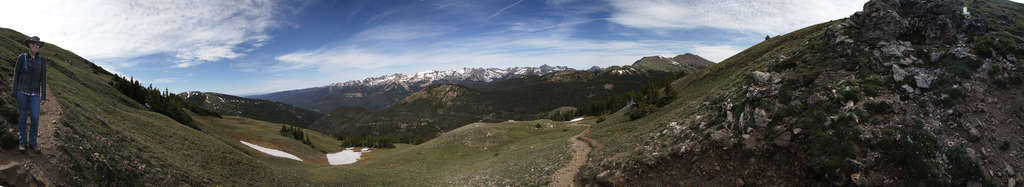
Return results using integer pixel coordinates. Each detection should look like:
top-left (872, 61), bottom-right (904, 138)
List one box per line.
top-left (32, 146), bottom-right (41, 154)
top-left (18, 144), bottom-right (26, 154)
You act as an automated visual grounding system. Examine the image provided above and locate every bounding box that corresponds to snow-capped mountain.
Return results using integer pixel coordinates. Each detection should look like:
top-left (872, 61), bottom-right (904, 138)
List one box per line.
top-left (332, 65), bottom-right (574, 88)
top-left (252, 65), bottom-right (577, 112)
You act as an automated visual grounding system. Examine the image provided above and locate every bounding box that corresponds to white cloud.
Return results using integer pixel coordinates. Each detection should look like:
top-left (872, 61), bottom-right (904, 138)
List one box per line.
top-left (0, 0), bottom-right (286, 68)
top-left (607, 0), bottom-right (867, 35)
top-left (691, 45), bottom-right (743, 63)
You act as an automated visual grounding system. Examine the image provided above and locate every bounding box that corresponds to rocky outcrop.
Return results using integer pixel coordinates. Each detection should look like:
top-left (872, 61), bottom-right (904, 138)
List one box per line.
top-left (851, 0), bottom-right (987, 44)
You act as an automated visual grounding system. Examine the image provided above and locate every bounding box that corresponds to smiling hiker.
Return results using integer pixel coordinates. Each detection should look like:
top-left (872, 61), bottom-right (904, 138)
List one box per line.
top-left (11, 36), bottom-right (47, 155)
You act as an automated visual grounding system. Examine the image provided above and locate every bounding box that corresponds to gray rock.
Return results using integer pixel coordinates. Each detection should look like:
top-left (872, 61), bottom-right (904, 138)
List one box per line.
top-left (1007, 162), bottom-right (1016, 176)
top-left (931, 51), bottom-right (946, 62)
top-left (881, 41), bottom-right (914, 57)
top-left (902, 84), bottom-right (917, 93)
top-left (951, 47), bottom-right (977, 59)
top-left (897, 56), bottom-right (922, 65)
top-left (752, 71), bottom-right (772, 84)
top-left (852, 0), bottom-right (987, 44)
top-left (914, 71), bottom-right (936, 88)
top-left (754, 108), bottom-right (769, 128)
top-left (893, 65), bottom-right (909, 82)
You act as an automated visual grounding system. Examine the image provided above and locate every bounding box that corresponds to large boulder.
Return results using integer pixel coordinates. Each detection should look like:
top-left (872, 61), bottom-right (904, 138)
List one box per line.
top-left (850, 0), bottom-right (987, 44)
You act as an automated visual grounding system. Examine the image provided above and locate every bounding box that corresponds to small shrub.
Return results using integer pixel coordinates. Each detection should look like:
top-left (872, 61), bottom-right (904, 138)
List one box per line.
top-left (940, 56), bottom-right (981, 79)
top-left (873, 121), bottom-right (942, 185)
top-left (534, 124), bottom-right (542, 129)
top-left (838, 86), bottom-right (862, 102)
top-left (939, 86), bottom-right (964, 108)
top-left (772, 54), bottom-right (801, 72)
top-left (973, 35), bottom-right (997, 59)
top-left (1, 105), bottom-right (16, 124)
top-left (947, 146), bottom-right (989, 186)
top-left (770, 105), bottom-right (794, 123)
top-left (864, 101), bottom-right (892, 115)
top-left (1000, 140), bottom-right (1011, 151)
top-left (777, 87), bottom-right (794, 104)
top-left (862, 75), bottom-right (884, 97)
top-left (596, 117), bottom-right (605, 123)
top-left (0, 129), bottom-right (18, 149)
top-left (628, 103), bottom-right (656, 120)
top-left (807, 114), bottom-right (859, 174)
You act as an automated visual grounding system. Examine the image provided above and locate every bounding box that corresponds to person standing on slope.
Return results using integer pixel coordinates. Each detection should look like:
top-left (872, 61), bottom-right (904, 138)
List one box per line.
top-left (11, 36), bottom-right (47, 155)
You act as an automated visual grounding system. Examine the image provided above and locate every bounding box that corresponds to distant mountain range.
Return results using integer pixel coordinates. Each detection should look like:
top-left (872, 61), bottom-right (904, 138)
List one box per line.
top-left (253, 54), bottom-right (714, 113)
top-left (309, 55), bottom-right (714, 144)
top-left (251, 65), bottom-right (576, 112)
top-left (180, 91), bottom-right (322, 127)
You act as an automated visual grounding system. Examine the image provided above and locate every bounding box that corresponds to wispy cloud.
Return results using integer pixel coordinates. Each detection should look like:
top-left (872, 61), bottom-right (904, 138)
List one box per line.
top-left (0, 0), bottom-right (291, 68)
top-left (606, 0), bottom-right (867, 35)
top-left (488, 0), bottom-right (525, 20)
top-left (150, 77), bottom-right (179, 84)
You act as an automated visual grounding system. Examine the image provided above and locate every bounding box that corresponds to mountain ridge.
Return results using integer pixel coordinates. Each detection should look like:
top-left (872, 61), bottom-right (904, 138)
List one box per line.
top-left (180, 91), bottom-right (322, 127)
top-left (254, 55), bottom-right (712, 112)
top-left (310, 56), bottom-right (711, 145)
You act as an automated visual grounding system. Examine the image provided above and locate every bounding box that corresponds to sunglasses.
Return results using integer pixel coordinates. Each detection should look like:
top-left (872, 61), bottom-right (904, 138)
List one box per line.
top-left (29, 42), bottom-right (41, 47)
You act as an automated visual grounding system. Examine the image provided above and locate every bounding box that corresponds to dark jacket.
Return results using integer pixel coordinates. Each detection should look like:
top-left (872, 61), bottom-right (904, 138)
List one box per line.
top-left (12, 53), bottom-right (47, 100)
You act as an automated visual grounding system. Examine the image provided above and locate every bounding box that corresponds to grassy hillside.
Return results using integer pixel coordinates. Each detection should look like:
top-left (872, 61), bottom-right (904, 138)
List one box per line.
top-left (0, 27), bottom-right (594, 185)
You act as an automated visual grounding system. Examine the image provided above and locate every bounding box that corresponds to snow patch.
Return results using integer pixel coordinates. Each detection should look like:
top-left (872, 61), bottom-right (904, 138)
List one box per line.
top-left (327, 147), bottom-right (370, 165)
top-left (240, 141), bottom-right (303, 161)
top-left (569, 117), bottom-right (584, 122)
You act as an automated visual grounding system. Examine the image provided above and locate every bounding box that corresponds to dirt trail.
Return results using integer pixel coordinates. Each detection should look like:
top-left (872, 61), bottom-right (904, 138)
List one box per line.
top-left (552, 125), bottom-right (592, 187)
top-left (1, 85), bottom-right (67, 186)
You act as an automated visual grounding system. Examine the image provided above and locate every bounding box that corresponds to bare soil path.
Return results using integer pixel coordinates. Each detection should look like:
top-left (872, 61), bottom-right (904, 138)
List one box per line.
top-left (1, 85), bottom-right (68, 186)
top-left (552, 125), bottom-right (592, 187)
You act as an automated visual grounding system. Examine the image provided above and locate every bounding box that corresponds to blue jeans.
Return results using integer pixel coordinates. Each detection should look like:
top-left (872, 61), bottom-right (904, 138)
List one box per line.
top-left (17, 92), bottom-right (40, 148)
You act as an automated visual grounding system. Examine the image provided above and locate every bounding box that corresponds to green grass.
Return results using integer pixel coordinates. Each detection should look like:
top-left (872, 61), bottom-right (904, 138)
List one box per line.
top-left (0, 27), bottom-right (590, 185)
top-left (329, 120), bottom-right (582, 186)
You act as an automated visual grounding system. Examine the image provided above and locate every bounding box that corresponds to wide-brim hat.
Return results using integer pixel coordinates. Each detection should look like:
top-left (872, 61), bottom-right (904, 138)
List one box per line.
top-left (23, 36), bottom-right (44, 48)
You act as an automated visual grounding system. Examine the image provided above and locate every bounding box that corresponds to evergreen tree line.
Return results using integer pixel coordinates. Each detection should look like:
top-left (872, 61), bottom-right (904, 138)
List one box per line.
top-left (279, 125), bottom-right (312, 145)
top-left (578, 71), bottom-right (688, 120)
top-left (109, 75), bottom-right (220, 130)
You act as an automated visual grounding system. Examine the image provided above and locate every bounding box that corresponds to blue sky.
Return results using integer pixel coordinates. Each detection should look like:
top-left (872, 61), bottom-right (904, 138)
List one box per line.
top-left (0, 0), bottom-right (899, 95)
